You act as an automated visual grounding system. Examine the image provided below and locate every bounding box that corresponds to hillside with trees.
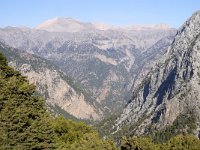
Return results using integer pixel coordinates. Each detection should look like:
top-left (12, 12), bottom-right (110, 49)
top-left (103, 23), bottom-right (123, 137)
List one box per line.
top-left (0, 52), bottom-right (116, 149)
top-left (1, 52), bottom-right (200, 149)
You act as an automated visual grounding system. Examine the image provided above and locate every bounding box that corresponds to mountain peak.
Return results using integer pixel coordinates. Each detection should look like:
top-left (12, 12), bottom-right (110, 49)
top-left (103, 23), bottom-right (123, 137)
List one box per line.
top-left (167, 10), bottom-right (200, 55)
top-left (112, 10), bottom-right (200, 136)
top-left (51, 17), bottom-right (80, 23)
top-left (36, 17), bottom-right (174, 33)
top-left (36, 17), bottom-right (94, 32)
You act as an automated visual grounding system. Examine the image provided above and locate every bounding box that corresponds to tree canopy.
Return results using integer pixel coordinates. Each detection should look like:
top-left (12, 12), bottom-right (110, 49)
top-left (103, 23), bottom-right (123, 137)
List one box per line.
top-left (0, 52), bottom-right (117, 150)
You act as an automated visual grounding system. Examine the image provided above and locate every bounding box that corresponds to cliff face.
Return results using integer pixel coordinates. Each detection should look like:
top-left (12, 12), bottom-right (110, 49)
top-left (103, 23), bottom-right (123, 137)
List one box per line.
top-left (0, 22), bottom-right (176, 113)
top-left (0, 43), bottom-right (101, 120)
top-left (114, 11), bottom-right (200, 135)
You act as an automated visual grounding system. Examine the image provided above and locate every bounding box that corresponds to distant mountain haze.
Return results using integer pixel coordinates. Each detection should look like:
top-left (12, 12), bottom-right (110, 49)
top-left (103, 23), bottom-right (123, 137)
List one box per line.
top-left (0, 17), bottom-right (176, 120)
top-left (36, 17), bottom-right (172, 32)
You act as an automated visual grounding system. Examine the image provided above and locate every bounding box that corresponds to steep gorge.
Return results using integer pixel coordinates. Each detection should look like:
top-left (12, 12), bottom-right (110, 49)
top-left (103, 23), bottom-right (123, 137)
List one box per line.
top-left (0, 42), bottom-right (101, 120)
top-left (0, 21), bottom-right (176, 115)
top-left (112, 11), bottom-right (200, 138)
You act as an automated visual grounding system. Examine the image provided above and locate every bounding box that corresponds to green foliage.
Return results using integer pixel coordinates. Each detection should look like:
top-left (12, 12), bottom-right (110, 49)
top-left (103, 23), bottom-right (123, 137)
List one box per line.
top-left (54, 116), bottom-right (117, 150)
top-left (0, 52), bottom-right (56, 149)
top-left (121, 136), bottom-right (160, 150)
top-left (0, 52), bottom-right (117, 149)
top-left (0, 44), bottom-right (97, 116)
top-left (95, 112), bottom-right (120, 137)
top-left (162, 134), bottom-right (200, 150)
top-left (0, 52), bottom-right (7, 66)
top-left (1, 51), bottom-right (200, 150)
top-left (148, 111), bottom-right (197, 143)
top-left (120, 134), bottom-right (200, 150)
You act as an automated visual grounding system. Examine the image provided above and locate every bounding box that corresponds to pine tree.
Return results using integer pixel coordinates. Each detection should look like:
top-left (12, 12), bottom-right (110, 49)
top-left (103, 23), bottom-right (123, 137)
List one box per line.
top-left (0, 52), bottom-right (117, 150)
top-left (0, 52), bottom-right (56, 149)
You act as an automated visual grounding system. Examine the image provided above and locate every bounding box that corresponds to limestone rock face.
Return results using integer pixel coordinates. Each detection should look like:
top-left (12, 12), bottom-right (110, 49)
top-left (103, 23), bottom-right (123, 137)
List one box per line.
top-left (14, 63), bottom-right (101, 120)
top-left (114, 11), bottom-right (200, 135)
top-left (0, 43), bottom-right (101, 120)
top-left (0, 21), bottom-right (176, 113)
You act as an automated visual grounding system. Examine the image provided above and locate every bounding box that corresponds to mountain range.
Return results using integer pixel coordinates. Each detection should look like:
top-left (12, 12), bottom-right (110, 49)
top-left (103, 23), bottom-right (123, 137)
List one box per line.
top-left (36, 17), bottom-right (171, 32)
top-left (0, 42), bottom-right (101, 120)
top-left (0, 18), bottom-right (176, 120)
top-left (1, 8), bottom-right (200, 149)
top-left (104, 10), bottom-right (200, 140)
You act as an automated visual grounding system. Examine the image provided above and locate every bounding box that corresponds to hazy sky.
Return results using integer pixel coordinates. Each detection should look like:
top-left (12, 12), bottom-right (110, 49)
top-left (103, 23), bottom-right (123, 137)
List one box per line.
top-left (1, 0), bottom-right (199, 28)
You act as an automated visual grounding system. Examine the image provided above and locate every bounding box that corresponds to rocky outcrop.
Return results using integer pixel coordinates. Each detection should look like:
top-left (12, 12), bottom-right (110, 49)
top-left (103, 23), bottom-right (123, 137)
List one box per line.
top-left (0, 22), bottom-right (176, 113)
top-left (114, 11), bottom-right (200, 136)
top-left (0, 43), bottom-right (101, 120)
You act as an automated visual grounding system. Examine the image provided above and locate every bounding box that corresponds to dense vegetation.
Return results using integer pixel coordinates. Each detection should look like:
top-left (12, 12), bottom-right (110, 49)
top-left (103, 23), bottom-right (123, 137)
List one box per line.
top-left (121, 134), bottom-right (200, 150)
top-left (0, 44), bottom-right (96, 108)
top-left (1, 52), bottom-right (200, 150)
top-left (54, 116), bottom-right (116, 149)
top-left (96, 112), bottom-right (200, 150)
top-left (0, 52), bottom-right (117, 150)
top-left (148, 111), bottom-right (197, 143)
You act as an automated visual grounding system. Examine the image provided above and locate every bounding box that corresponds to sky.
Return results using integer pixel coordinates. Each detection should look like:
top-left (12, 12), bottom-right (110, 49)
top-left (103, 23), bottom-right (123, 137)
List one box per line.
top-left (0, 0), bottom-right (199, 28)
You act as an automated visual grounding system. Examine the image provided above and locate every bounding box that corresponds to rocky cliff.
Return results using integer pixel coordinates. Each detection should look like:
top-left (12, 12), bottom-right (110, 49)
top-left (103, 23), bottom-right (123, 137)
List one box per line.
top-left (0, 42), bottom-right (101, 120)
top-left (113, 11), bottom-right (200, 137)
top-left (0, 21), bottom-right (176, 113)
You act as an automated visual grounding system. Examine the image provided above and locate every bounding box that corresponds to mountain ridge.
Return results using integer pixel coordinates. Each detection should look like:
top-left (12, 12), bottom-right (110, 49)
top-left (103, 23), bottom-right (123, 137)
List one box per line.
top-left (111, 10), bottom-right (200, 138)
top-left (36, 17), bottom-right (173, 32)
top-left (0, 42), bottom-right (102, 120)
top-left (0, 17), bottom-right (176, 119)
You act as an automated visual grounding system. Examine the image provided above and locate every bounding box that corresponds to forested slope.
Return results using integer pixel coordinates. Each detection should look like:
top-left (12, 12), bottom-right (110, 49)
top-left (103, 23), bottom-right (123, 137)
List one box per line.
top-left (0, 52), bottom-right (116, 149)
